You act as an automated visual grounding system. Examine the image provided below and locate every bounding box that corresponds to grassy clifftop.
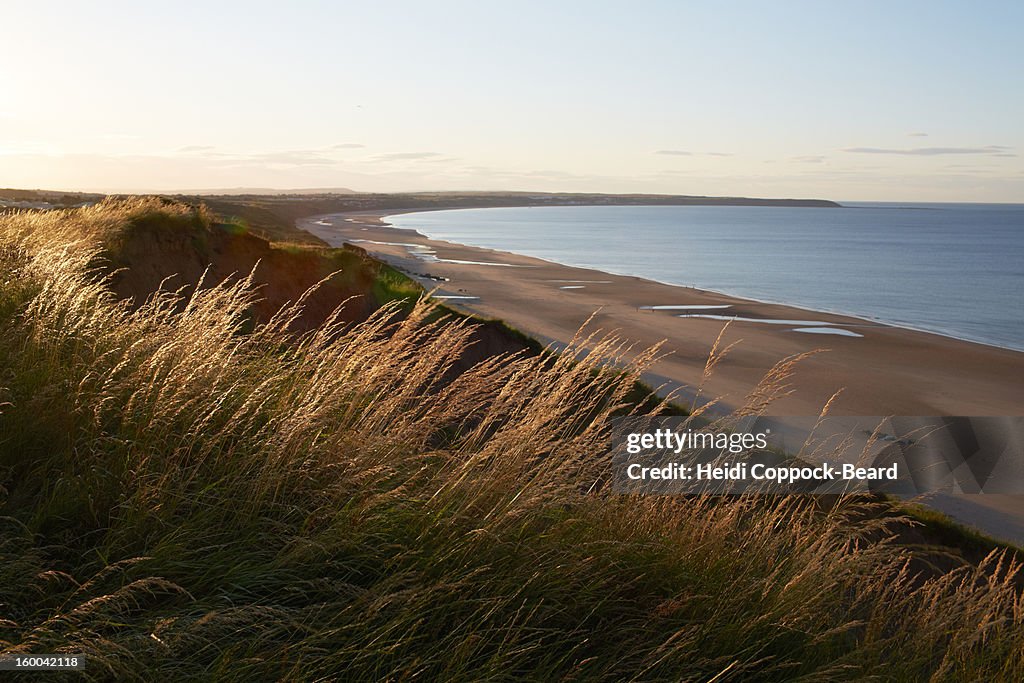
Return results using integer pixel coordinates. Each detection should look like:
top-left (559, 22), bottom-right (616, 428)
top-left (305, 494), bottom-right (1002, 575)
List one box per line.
top-left (0, 199), bottom-right (1021, 680)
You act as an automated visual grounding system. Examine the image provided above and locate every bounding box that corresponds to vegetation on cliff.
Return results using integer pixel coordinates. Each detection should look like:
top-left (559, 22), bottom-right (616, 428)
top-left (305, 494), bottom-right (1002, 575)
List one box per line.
top-left (0, 199), bottom-right (1020, 681)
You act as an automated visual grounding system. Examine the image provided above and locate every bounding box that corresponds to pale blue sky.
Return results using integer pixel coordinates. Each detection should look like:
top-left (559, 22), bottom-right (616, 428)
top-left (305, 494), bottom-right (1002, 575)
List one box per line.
top-left (2, 1), bottom-right (1022, 200)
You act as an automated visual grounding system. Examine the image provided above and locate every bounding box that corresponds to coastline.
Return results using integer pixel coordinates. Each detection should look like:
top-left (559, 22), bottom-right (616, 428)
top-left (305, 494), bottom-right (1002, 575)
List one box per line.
top-left (383, 205), bottom-right (1024, 354)
top-left (300, 207), bottom-right (1024, 544)
top-left (301, 208), bottom-right (1024, 416)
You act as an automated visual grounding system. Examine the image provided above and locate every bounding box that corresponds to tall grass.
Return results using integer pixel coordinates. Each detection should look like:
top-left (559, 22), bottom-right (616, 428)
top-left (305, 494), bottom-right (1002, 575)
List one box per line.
top-left (0, 199), bottom-right (1021, 681)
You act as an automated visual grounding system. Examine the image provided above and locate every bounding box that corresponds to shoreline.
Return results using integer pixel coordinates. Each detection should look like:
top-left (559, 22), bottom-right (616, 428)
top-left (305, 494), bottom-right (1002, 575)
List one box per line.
top-left (381, 207), bottom-right (1024, 354)
top-left (301, 207), bottom-right (1024, 418)
top-left (300, 207), bottom-right (1024, 545)
top-left (361, 206), bottom-right (1023, 355)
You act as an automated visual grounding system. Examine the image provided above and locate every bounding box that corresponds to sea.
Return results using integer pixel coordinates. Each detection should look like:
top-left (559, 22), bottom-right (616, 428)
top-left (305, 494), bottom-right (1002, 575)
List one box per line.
top-left (387, 203), bottom-right (1024, 352)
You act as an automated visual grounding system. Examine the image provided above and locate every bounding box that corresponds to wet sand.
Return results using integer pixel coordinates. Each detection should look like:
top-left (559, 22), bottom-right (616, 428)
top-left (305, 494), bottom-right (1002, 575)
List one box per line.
top-left (300, 209), bottom-right (1024, 544)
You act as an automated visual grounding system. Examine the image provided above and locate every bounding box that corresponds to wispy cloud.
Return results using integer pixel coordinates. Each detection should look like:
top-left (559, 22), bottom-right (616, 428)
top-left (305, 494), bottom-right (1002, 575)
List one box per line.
top-left (0, 139), bottom-right (58, 155)
top-left (246, 150), bottom-right (335, 166)
top-left (791, 155), bottom-right (825, 163)
top-left (174, 149), bottom-right (339, 166)
top-left (126, 146), bottom-right (465, 171)
top-left (908, 132), bottom-right (929, 137)
top-left (372, 151), bottom-right (445, 161)
top-left (843, 145), bottom-right (1011, 156)
top-left (655, 150), bottom-right (732, 157)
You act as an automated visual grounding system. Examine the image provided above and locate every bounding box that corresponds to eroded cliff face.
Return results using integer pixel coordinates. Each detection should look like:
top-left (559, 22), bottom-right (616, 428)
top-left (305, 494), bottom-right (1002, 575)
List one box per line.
top-left (107, 216), bottom-right (379, 332)
top-left (103, 209), bottom-right (538, 368)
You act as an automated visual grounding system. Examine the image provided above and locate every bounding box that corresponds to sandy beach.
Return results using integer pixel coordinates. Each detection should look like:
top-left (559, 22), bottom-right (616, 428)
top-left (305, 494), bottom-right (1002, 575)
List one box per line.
top-left (300, 209), bottom-right (1024, 543)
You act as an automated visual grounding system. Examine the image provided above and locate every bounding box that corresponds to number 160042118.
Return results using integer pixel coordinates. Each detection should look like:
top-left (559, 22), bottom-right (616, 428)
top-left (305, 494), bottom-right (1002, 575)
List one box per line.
top-left (0, 655), bottom-right (85, 670)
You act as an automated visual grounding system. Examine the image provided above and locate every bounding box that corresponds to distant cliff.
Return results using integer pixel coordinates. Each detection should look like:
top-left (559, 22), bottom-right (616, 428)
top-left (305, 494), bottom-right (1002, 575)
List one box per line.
top-left (2, 187), bottom-right (840, 244)
top-left (186, 191), bottom-right (841, 244)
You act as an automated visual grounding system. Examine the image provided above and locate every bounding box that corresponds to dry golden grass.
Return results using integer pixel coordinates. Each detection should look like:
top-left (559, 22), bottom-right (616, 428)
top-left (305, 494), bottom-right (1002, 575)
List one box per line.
top-left (0, 199), bottom-right (1021, 681)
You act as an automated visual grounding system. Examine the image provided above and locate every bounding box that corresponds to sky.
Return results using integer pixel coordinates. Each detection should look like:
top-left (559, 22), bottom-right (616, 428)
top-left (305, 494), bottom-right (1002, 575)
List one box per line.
top-left (2, 0), bottom-right (1023, 201)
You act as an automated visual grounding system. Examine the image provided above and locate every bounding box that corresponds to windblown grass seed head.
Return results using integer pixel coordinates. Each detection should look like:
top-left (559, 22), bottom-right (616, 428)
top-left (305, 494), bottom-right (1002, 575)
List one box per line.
top-left (0, 200), bottom-right (1020, 680)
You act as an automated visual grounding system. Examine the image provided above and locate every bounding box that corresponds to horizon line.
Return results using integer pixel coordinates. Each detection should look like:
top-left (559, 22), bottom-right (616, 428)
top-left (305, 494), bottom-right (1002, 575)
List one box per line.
top-left (4, 185), bottom-right (1024, 206)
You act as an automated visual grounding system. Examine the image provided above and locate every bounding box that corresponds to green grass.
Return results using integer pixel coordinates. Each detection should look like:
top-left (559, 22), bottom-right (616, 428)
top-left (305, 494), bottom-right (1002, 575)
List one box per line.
top-left (0, 199), bottom-right (1022, 681)
top-left (371, 261), bottom-right (426, 306)
top-left (899, 501), bottom-right (1024, 558)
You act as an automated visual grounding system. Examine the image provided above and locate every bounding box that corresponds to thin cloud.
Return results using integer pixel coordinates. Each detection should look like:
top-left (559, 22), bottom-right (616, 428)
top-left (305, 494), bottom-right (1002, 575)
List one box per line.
top-left (333, 143), bottom-right (365, 149)
top-left (373, 151), bottom-right (445, 161)
top-left (843, 145), bottom-right (1011, 156)
top-left (246, 150), bottom-right (335, 166)
top-left (519, 169), bottom-right (578, 179)
top-left (791, 155), bottom-right (826, 163)
top-left (174, 147), bottom-right (341, 166)
top-left (655, 150), bottom-right (732, 157)
top-left (908, 132), bottom-right (929, 137)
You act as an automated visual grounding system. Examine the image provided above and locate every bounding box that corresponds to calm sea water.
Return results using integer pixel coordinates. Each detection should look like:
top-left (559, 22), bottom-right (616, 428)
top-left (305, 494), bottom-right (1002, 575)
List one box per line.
top-left (387, 203), bottom-right (1024, 352)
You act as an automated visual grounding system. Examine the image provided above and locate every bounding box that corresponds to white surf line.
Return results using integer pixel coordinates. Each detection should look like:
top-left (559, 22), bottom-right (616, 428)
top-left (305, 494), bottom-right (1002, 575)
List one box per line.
top-left (350, 238), bottom-right (433, 249)
top-left (559, 285), bottom-right (586, 289)
top-left (792, 327), bottom-right (864, 337)
top-left (640, 304), bottom-right (732, 310)
top-left (348, 239), bottom-right (532, 267)
top-left (426, 257), bottom-right (527, 266)
top-left (433, 295), bottom-right (480, 300)
top-left (679, 314), bottom-right (834, 326)
top-left (545, 279), bottom-right (613, 284)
